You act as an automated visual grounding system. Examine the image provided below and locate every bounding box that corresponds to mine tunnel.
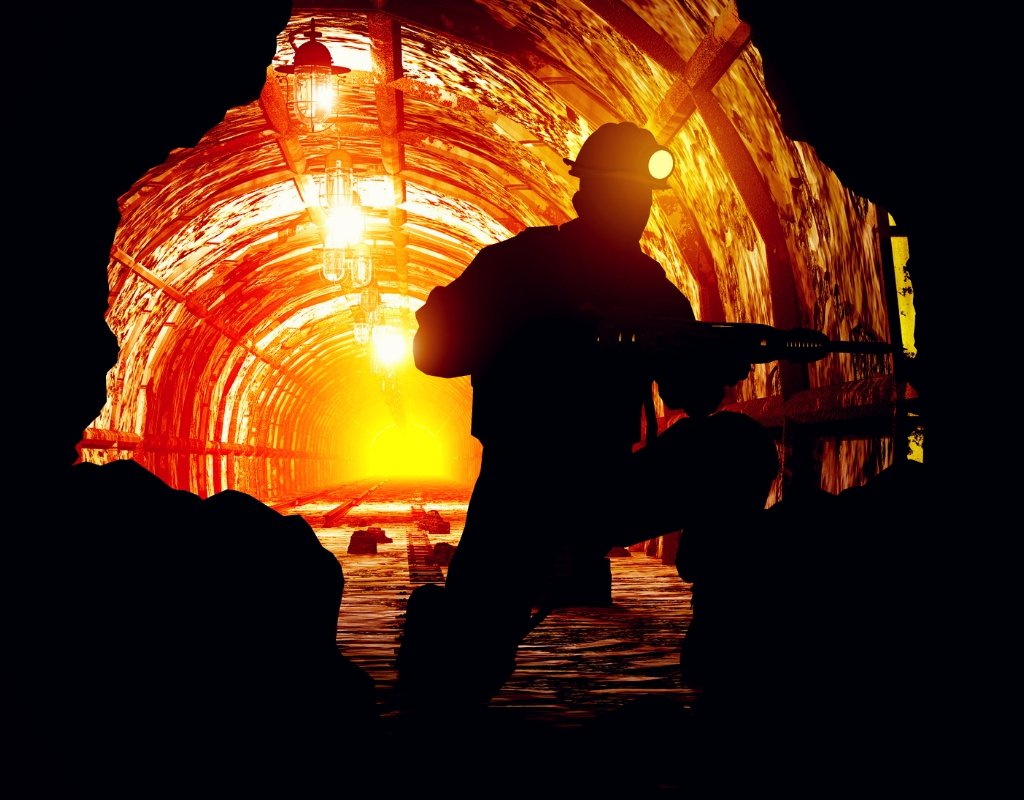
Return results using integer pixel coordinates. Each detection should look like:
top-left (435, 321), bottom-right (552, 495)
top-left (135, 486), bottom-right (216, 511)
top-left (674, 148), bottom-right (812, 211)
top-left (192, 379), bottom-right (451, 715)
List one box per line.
top-left (26, 0), bottom-right (957, 792)
top-left (77, 0), bottom-right (918, 505)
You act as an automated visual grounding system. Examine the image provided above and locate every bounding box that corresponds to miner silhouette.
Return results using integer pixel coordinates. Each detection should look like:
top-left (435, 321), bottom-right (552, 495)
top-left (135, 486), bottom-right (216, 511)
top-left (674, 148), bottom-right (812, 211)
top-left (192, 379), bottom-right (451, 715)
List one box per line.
top-left (396, 122), bottom-right (779, 713)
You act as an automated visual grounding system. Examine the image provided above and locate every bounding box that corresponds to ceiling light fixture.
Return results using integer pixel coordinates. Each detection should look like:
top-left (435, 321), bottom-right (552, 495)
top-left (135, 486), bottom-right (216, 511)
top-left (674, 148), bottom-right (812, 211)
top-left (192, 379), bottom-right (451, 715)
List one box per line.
top-left (318, 149), bottom-right (373, 286)
top-left (275, 18), bottom-right (350, 133)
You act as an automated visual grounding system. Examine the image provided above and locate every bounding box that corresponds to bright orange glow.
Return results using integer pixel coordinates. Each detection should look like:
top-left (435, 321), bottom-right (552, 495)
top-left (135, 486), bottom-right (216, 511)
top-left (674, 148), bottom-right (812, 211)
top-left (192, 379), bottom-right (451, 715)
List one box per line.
top-left (365, 423), bottom-right (448, 478)
top-left (372, 326), bottom-right (409, 367)
top-left (313, 86), bottom-right (336, 121)
top-left (324, 203), bottom-right (364, 248)
top-left (296, 68), bottom-right (337, 124)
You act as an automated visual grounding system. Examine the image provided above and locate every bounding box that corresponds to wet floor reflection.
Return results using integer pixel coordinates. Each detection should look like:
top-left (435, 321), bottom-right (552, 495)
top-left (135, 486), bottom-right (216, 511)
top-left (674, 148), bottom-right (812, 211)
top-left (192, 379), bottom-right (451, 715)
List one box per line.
top-left (283, 478), bottom-right (697, 724)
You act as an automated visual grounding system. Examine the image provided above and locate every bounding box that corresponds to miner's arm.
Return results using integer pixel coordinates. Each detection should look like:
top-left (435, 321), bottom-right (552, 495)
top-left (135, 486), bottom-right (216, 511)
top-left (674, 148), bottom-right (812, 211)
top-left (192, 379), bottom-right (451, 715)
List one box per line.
top-left (413, 245), bottom-right (518, 378)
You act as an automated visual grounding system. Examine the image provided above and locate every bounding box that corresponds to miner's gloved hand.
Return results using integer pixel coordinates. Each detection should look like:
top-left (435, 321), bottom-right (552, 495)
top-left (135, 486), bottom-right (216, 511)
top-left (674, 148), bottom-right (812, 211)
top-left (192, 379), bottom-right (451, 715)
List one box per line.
top-left (658, 354), bottom-right (752, 418)
top-left (718, 356), bottom-right (754, 386)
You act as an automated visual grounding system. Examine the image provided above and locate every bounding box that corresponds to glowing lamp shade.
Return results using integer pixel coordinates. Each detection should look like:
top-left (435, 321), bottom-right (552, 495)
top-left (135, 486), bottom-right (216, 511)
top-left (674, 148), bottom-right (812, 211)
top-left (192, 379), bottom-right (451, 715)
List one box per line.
top-left (352, 307), bottom-right (371, 345)
top-left (349, 243), bottom-right (374, 288)
top-left (322, 150), bottom-right (353, 209)
top-left (353, 321), bottom-right (371, 345)
top-left (321, 246), bottom-right (346, 282)
top-left (648, 148), bottom-right (674, 181)
top-left (276, 18), bottom-right (350, 133)
top-left (295, 65), bottom-right (336, 130)
top-left (360, 284), bottom-right (381, 316)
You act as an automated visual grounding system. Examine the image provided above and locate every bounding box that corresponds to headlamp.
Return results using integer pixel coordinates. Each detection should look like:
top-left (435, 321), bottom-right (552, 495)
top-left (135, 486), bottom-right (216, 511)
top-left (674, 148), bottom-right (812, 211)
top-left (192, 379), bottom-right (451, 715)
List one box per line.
top-left (648, 148), bottom-right (674, 181)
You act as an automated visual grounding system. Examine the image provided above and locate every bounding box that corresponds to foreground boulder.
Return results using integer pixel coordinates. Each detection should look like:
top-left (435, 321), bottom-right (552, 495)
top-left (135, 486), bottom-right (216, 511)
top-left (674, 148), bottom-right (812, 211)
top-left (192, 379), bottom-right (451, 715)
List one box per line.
top-left (29, 460), bottom-right (378, 792)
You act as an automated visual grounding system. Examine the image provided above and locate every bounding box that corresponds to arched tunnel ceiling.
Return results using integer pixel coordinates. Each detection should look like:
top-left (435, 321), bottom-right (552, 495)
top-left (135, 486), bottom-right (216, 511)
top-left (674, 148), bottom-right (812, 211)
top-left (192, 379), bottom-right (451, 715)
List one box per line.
top-left (86, 0), bottom-right (898, 497)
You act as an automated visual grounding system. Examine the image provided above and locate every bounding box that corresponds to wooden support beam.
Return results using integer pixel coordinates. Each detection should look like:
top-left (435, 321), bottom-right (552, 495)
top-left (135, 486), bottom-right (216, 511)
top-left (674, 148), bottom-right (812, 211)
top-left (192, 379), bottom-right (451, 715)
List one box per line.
top-left (368, 12), bottom-right (404, 136)
top-left (109, 246), bottom-right (315, 394)
top-left (257, 65), bottom-right (323, 228)
top-left (535, 67), bottom-right (620, 126)
top-left (695, 96), bottom-right (797, 328)
top-left (388, 75), bottom-right (483, 115)
top-left (367, 10), bottom-right (412, 301)
top-left (399, 168), bottom-right (537, 230)
top-left (78, 428), bottom-right (331, 460)
top-left (719, 374), bottom-right (917, 430)
top-left (580, 0), bottom-right (687, 72)
top-left (648, 2), bottom-right (750, 142)
top-left (639, 3), bottom-right (748, 331)
top-left (660, 198), bottom-right (727, 322)
top-left (79, 428), bottom-right (144, 451)
top-left (400, 128), bottom-right (569, 225)
top-left (636, 2), bottom-right (820, 495)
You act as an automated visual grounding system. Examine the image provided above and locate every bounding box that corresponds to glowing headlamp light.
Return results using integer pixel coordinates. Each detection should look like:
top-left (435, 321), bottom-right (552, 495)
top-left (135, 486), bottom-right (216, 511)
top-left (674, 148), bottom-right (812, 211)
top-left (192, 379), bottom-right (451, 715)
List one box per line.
top-left (648, 148), bottom-right (674, 181)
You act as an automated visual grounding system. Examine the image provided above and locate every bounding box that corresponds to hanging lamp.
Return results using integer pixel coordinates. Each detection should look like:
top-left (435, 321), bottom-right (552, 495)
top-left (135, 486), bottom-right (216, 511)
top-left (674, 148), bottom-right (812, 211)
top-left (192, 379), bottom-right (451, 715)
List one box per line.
top-left (275, 18), bottom-right (349, 133)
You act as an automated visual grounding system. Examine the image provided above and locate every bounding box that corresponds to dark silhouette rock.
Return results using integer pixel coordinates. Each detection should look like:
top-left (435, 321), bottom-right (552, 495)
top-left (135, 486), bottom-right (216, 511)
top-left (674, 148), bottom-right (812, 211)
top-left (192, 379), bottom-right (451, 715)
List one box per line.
top-left (432, 541), bottom-right (456, 565)
top-left (30, 459), bottom-right (378, 793)
top-left (348, 529), bottom-right (379, 554)
top-left (25, 1), bottom-right (294, 479)
top-left (15, 3), bottom-right (381, 792)
top-left (727, 7), bottom-right (968, 787)
top-left (367, 525), bottom-right (393, 543)
top-left (676, 461), bottom-right (934, 788)
top-left (416, 508), bottom-right (451, 534)
top-left (737, 2), bottom-right (967, 488)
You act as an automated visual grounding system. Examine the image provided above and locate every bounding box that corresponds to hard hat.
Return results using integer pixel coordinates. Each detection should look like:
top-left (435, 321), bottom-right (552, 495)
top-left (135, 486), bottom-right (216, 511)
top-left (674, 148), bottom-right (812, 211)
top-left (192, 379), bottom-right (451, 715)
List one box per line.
top-left (563, 122), bottom-right (674, 188)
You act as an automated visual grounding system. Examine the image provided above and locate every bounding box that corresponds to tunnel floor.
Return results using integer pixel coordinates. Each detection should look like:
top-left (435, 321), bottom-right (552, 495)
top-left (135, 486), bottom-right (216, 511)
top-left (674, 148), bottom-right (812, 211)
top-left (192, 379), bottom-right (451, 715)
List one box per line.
top-left (280, 478), bottom-right (701, 790)
top-left (270, 479), bottom-right (858, 792)
top-left (277, 477), bottom-right (697, 726)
